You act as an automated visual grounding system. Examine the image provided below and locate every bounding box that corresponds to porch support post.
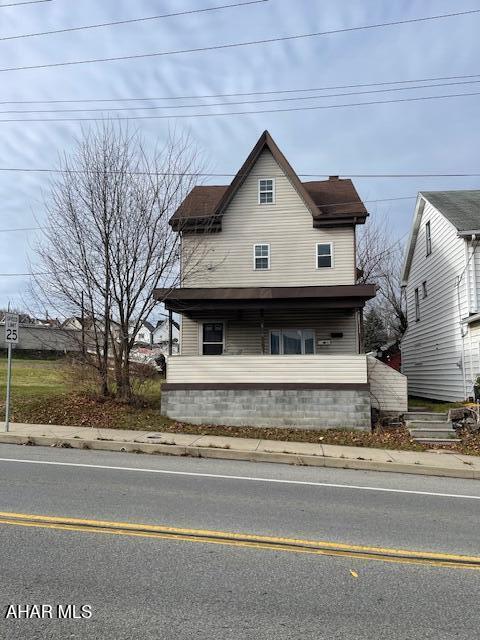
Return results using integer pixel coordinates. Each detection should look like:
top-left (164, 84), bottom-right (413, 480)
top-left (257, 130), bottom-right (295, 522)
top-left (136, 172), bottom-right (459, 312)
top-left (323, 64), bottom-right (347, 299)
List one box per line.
top-left (260, 308), bottom-right (265, 354)
top-left (168, 309), bottom-right (173, 356)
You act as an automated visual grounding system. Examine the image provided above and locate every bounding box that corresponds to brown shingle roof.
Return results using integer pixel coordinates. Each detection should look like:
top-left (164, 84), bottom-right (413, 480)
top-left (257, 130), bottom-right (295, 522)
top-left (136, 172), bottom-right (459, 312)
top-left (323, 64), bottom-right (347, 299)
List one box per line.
top-left (170, 131), bottom-right (367, 230)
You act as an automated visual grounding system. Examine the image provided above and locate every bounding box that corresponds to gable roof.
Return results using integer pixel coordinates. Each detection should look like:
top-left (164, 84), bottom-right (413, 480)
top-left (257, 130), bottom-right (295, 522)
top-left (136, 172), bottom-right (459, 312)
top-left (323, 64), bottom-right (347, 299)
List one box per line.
top-left (401, 190), bottom-right (480, 284)
top-left (169, 130), bottom-right (367, 231)
top-left (420, 190), bottom-right (480, 232)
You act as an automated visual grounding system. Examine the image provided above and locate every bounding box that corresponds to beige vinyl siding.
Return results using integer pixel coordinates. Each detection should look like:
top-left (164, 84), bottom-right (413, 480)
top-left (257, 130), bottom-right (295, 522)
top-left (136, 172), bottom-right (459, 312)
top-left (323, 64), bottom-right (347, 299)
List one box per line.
top-left (179, 316), bottom-right (198, 356)
top-left (179, 309), bottom-right (358, 355)
top-left (167, 354), bottom-right (367, 384)
top-left (182, 149), bottom-right (355, 288)
top-left (367, 356), bottom-right (408, 413)
top-left (401, 199), bottom-right (468, 401)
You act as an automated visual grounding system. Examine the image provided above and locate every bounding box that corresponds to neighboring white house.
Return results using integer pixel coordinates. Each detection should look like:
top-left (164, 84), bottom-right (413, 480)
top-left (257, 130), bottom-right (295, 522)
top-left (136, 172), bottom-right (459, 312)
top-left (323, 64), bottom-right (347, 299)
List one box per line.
top-left (152, 318), bottom-right (179, 346)
top-left (401, 190), bottom-right (480, 401)
top-left (129, 320), bottom-right (155, 346)
top-left (154, 130), bottom-right (408, 429)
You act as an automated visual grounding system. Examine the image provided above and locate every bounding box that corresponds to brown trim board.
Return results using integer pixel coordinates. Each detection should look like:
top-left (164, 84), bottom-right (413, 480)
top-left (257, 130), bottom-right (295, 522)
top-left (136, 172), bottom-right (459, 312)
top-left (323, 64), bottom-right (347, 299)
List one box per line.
top-left (163, 383), bottom-right (370, 391)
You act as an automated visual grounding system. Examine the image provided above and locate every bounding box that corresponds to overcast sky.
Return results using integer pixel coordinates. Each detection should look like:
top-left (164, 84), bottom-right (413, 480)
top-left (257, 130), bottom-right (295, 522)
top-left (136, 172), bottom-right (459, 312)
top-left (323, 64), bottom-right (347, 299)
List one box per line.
top-left (1, 0), bottom-right (479, 310)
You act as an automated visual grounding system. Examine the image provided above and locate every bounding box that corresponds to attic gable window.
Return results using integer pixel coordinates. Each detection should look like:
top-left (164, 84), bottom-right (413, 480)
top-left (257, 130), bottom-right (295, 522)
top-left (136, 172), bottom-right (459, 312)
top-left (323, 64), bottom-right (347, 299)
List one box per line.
top-left (425, 221), bottom-right (432, 256)
top-left (258, 178), bottom-right (275, 204)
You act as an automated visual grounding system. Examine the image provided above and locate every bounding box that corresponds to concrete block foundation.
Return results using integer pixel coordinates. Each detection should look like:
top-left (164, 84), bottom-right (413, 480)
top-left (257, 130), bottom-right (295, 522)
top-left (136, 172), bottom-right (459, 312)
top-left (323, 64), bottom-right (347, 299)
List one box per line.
top-left (161, 385), bottom-right (371, 430)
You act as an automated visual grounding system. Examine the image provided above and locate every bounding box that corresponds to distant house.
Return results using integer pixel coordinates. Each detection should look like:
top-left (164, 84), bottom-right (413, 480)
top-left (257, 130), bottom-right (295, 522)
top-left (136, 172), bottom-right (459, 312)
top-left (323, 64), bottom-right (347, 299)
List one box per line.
top-left (401, 190), bottom-right (480, 401)
top-left (152, 318), bottom-right (179, 345)
top-left (129, 320), bottom-right (155, 346)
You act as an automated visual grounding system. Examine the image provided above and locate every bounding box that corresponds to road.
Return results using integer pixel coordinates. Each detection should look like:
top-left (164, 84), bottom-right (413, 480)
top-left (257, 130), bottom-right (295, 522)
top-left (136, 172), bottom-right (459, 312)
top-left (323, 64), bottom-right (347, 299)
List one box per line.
top-left (0, 443), bottom-right (479, 639)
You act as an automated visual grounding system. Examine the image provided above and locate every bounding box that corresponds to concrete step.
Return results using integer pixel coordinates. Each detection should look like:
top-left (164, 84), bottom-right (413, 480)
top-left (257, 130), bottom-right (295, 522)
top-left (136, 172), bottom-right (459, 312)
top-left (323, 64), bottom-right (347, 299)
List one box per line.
top-left (408, 427), bottom-right (457, 440)
top-left (406, 420), bottom-right (452, 430)
top-left (405, 412), bottom-right (448, 422)
top-left (415, 437), bottom-right (461, 445)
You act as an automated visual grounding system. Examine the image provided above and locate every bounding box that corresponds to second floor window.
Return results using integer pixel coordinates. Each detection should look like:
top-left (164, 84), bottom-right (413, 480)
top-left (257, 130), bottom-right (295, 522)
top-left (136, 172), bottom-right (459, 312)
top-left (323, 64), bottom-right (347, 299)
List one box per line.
top-left (425, 221), bottom-right (432, 256)
top-left (258, 178), bottom-right (275, 204)
top-left (422, 281), bottom-right (428, 298)
top-left (415, 288), bottom-right (420, 321)
top-left (254, 244), bottom-right (270, 270)
top-left (316, 243), bottom-right (333, 268)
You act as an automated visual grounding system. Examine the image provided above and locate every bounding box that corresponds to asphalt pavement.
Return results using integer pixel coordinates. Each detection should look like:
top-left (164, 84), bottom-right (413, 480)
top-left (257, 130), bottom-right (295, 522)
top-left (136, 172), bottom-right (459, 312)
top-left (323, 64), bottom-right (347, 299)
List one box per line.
top-left (0, 443), bottom-right (479, 639)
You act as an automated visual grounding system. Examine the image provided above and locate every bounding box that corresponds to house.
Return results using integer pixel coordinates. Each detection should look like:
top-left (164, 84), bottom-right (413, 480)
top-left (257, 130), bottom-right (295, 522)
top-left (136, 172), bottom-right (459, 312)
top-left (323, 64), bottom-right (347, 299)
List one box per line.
top-left (152, 318), bottom-right (179, 346)
top-left (154, 131), bottom-right (407, 429)
top-left (401, 190), bottom-right (480, 401)
top-left (130, 320), bottom-right (155, 346)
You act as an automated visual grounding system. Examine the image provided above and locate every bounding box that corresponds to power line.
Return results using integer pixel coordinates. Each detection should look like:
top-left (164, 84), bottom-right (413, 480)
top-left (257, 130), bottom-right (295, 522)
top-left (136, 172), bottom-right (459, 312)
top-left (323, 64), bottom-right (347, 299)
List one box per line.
top-left (0, 167), bottom-right (477, 178)
top-left (3, 72), bottom-right (480, 105)
top-left (2, 79), bottom-right (480, 115)
top-left (0, 0), bottom-right (50, 7)
top-left (0, 88), bottom-right (479, 122)
top-left (0, 8), bottom-right (478, 73)
top-left (0, 0), bottom-right (267, 42)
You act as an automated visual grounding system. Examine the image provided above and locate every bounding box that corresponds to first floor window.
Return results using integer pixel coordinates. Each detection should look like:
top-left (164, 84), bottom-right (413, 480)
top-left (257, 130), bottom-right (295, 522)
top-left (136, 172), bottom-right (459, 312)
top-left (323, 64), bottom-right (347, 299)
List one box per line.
top-left (317, 243), bottom-right (333, 268)
top-left (259, 178), bottom-right (275, 204)
top-left (414, 288), bottom-right (420, 321)
top-left (202, 322), bottom-right (224, 355)
top-left (254, 244), bottom-right (270, 270)
top-left (270, 329), bottom-right (315, 355)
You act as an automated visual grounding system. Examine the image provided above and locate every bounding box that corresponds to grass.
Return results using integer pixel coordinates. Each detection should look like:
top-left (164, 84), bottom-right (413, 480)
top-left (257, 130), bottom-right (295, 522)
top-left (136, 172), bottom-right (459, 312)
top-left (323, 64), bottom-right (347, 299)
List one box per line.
top-left (408, 396), bottom-right (466, 413)
top-left (0, 357), bottom-right (480, 455)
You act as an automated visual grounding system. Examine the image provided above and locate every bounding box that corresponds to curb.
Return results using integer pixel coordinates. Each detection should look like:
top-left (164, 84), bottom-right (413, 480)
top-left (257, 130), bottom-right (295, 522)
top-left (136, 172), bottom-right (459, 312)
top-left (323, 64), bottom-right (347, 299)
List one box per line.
top-left (0, 433), bottom-right (476, 480)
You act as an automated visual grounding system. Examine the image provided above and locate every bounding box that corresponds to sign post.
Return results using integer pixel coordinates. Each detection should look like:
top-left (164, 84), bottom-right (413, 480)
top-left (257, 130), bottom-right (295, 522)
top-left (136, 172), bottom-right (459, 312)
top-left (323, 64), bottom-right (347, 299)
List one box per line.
top-left (4, 313), bottom-right (19, 432)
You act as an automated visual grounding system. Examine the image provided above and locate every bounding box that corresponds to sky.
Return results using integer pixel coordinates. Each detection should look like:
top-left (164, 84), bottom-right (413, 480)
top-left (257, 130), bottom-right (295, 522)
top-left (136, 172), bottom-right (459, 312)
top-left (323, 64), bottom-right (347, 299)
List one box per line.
top-left (0, 0), bottom-right (479, 311)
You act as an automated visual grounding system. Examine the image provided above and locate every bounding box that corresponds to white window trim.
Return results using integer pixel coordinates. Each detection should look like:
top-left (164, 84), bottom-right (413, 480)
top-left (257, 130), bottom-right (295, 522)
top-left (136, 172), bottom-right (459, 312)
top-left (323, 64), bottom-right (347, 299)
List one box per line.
top-left (315, 242), bottom-right (334, 269)
top-left (198, 321), bottom-right (225, 356)
top-left (253, 243), bottom-right (270, 270)
top-left (268, 328), bottom-right (316, 355)
top-left (258, 178), bottom-right (275, 205)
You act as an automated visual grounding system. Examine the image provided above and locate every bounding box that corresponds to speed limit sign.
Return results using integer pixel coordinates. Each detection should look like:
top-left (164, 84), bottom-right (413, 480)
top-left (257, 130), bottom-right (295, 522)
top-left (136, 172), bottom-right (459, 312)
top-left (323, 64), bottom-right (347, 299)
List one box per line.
top-left (5, 313), bottom-right (19, 344)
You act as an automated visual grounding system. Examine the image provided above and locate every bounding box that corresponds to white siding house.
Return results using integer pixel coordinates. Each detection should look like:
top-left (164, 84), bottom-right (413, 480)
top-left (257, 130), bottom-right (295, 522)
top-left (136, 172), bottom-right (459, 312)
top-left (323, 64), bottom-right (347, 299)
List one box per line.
top-left (401, 190), bottom-right (480, 401)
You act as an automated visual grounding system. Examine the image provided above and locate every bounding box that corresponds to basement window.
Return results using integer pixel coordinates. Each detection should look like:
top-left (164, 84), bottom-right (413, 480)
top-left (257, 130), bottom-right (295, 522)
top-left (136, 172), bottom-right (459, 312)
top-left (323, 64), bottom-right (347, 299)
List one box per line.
top-left (258, 178), bottom-right (275, 204)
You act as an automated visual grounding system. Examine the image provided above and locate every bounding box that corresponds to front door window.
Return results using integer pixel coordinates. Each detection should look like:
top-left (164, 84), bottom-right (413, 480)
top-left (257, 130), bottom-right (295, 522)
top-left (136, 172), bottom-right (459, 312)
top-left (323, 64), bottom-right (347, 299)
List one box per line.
top-left (202, 323), bottom-right (224, 355)
top-left (270, 329), bottom-right (315, 354)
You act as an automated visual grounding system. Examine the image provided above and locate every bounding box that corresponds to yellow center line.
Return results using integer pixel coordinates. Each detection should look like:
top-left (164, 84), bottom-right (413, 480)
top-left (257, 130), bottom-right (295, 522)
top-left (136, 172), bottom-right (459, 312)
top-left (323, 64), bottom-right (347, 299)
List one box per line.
top-left (0, 511), bottom-right (478, 570)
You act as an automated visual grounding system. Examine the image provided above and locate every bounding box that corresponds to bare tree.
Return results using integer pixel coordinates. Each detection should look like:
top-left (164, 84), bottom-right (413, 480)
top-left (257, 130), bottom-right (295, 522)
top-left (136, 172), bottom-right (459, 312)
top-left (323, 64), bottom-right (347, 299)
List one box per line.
top-left (32, 123), bottom-right (205, 401)
top-left (357, 214), bottom-right (407, 342)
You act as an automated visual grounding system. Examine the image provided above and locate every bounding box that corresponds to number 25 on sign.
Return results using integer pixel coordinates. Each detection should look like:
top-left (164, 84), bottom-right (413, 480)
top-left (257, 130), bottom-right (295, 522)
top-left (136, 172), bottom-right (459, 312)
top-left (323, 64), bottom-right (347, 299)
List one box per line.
top-left (4, 313), bottom-right (19, 431)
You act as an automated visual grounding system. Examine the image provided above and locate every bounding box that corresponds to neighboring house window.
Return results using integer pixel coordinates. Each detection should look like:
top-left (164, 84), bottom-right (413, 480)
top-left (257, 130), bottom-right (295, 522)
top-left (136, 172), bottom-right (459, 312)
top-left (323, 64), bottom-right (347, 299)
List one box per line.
top-left (316, 243), bottom-right (333, 268)
top-left (270, 329), bottom-right (315, 355)
top-left (415, 288), bottom-right (420, 321)
top-left (258, 178), bottom-right (275, 204)
top-left (202, 322), bottom-right (224, 355)
top-left (425, 221), bottom-right (432, 256)
top-left (138, 332), bottom-right (145, 340)
top-left (422, 281), bottom-right (427, 298)
top-left (254, 244), bottom-right (270, 270)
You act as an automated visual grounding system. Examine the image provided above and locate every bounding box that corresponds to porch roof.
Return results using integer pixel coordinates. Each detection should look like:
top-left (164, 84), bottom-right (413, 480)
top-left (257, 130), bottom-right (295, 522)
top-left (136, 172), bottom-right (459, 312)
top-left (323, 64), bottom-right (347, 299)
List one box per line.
top-left (154, 284), bottom-right (376, 312)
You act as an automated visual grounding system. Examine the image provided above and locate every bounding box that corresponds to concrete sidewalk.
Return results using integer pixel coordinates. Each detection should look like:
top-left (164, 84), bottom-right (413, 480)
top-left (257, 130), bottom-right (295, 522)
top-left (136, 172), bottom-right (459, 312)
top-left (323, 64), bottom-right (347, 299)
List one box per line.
top-left (1, 422), bottom-right (479, 479)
